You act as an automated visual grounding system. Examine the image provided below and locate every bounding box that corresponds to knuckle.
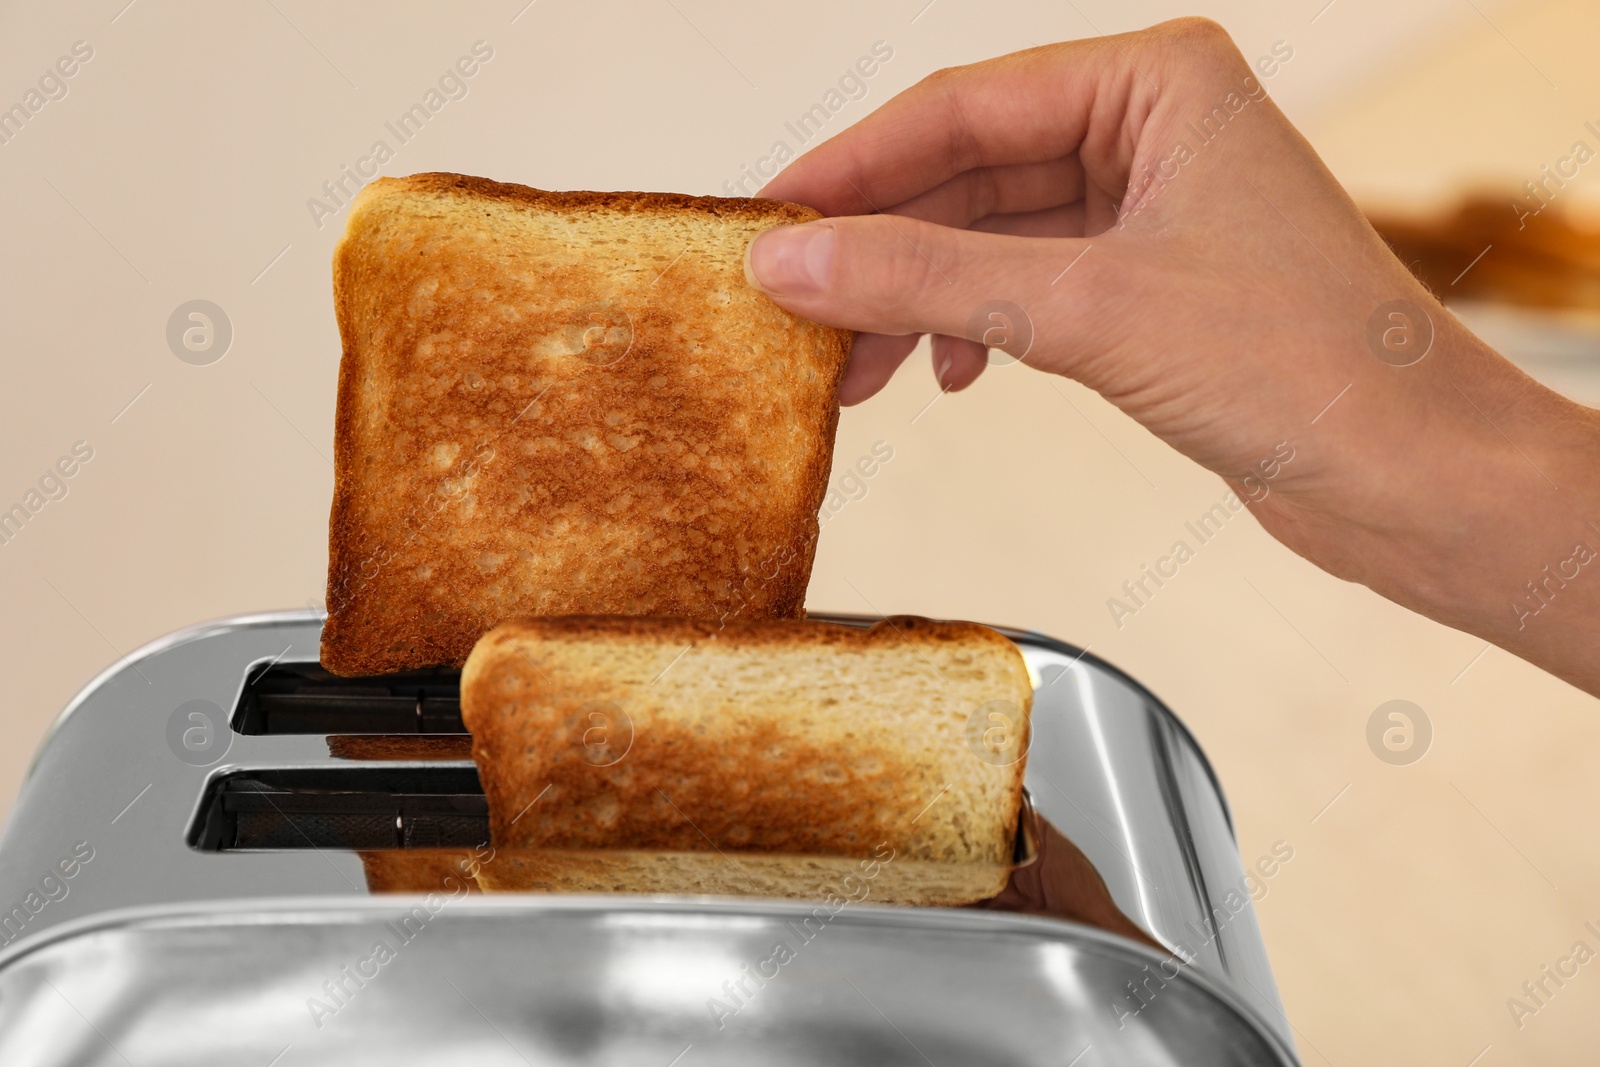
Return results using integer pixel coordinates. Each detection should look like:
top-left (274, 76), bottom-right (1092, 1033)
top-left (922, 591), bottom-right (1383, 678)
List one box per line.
top-left (1155, 16), bottom-right (1245, 66)
top-left (918, 64), bottom-right (978, 169)
top-left (837, 216), bottom-right (960, 329)
top-left (1167, 16), bottom-right (1233, 46)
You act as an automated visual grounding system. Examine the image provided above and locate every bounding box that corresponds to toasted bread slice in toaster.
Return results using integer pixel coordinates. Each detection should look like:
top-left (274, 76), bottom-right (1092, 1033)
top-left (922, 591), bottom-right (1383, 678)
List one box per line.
top-left (458, 615), bottom-right (1034, 904)
top-left (321, 173), bottom-right (852, 676)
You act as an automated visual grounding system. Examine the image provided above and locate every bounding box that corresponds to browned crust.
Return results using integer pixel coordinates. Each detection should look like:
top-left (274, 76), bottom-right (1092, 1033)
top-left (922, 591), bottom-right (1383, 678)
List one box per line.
top-left (474, 614), bottom-right (1021, 651)
top-left (320, 172), bottom-right (853, 676)
top-left (381, 171), bottom-right (830, 225)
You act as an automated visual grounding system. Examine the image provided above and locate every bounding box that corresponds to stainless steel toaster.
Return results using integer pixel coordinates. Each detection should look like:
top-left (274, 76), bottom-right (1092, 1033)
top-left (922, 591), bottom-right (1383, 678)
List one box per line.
top-left (0, 611), bottom-right (1300, 1065)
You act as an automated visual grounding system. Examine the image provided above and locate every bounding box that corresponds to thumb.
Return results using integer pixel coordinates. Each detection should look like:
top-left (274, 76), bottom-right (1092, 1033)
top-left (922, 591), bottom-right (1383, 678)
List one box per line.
top-left (742, 214), bottom-right (1119, 372)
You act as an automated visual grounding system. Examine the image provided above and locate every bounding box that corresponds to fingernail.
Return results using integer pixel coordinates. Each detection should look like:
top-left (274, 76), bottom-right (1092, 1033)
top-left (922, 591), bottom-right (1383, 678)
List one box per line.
top-left (745, 223), bottom-right (835, 295)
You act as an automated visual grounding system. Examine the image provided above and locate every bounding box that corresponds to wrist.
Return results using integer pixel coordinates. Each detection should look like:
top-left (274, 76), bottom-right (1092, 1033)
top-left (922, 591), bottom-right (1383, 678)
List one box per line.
top-left (1254, 318), bottom-right (1600, 690)
top-left (1418, 373), bottom-right (1600, 687)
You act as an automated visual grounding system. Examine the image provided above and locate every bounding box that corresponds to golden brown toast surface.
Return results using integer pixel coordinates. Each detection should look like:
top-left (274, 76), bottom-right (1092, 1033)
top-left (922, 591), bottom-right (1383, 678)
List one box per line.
top-left (322, 173), bottom-right (852, 675)
top-left (459, 616), bottom-right (1035, 890)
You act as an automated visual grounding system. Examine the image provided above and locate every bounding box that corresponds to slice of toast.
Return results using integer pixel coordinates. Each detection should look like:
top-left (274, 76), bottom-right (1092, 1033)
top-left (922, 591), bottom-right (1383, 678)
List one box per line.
top-left (321, 173), bottom-right (852, 676)
top-left (458, 615), bottom-right (1035, 904)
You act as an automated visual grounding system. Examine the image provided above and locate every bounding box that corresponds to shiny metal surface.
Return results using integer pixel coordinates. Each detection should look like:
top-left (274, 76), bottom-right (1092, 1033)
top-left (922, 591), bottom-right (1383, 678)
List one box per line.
top-left (0, 611), bottom-right (1298, 1063)
top-left (0, 899), bottom-right (1295, 1066)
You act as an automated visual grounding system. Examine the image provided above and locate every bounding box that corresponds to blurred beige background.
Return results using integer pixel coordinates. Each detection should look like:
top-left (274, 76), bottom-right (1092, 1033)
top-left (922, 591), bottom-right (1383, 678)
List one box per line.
top-left (2, 0), bottom-right (1598, 1063)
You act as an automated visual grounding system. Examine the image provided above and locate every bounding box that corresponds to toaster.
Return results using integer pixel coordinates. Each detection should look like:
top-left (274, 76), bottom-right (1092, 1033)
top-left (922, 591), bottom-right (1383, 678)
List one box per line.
top-left (0, 610), bottom-right (1300, 1065)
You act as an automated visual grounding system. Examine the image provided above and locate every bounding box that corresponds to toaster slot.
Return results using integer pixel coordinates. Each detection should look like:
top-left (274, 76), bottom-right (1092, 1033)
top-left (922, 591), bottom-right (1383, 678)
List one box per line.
top-left (189, 770), bottom-right (1039, 863)
top-left (233, 662), bottom-right (464, 735)
top-left (189, 767), bottom-right (486, 851)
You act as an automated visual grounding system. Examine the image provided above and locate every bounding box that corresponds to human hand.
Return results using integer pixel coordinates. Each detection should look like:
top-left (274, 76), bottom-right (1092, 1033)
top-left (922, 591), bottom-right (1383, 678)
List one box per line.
top-left (746, 19), bottom-right (1600, 694)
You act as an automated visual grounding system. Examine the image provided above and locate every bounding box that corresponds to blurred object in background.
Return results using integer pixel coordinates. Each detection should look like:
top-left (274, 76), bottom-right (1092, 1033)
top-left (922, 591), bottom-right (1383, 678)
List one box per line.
top-left (1370, 197), bottom-right (1600, 311)
top-left (1368, 197), bottom-right (1600, 402)
top-left (1306, 0), bottom-right (1600, 408)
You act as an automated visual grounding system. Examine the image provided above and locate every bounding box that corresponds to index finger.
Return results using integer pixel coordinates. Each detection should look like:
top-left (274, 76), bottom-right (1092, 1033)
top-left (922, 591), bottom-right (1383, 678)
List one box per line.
top-left (757, 35), bottom-right (1146, 217)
